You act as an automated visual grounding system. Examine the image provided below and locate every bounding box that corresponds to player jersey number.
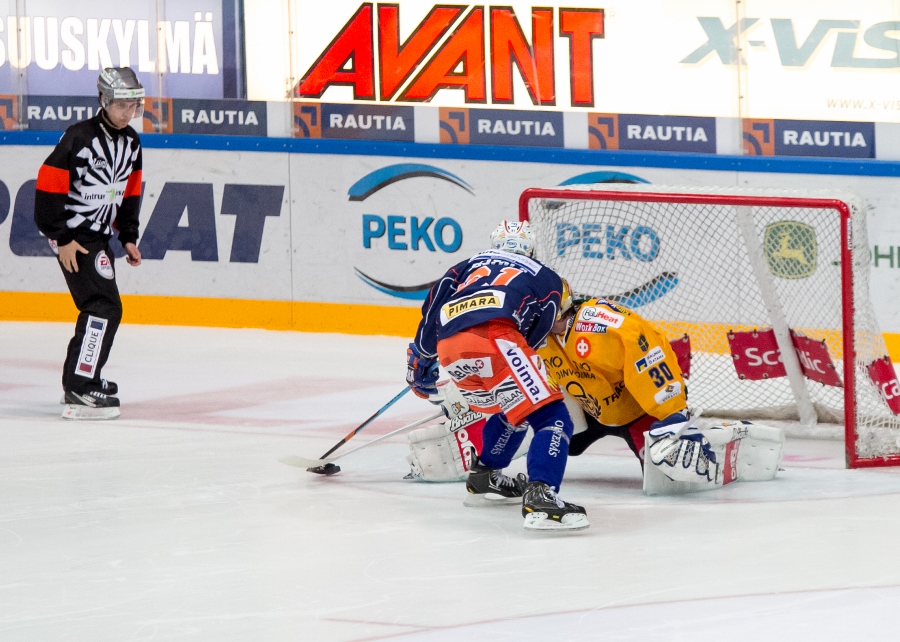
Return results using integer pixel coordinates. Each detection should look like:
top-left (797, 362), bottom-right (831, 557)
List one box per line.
top-left (458, 267), bottom-right (523, 292)
top-left (648, 363), bottom-right (675, 388)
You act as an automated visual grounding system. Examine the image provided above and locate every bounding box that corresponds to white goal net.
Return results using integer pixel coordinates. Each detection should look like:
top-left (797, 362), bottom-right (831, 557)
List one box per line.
top-left (520, 184), bottom-right (900, 468)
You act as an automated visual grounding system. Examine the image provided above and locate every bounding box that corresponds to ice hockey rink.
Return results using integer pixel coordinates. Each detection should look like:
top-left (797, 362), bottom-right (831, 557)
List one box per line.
top-left (3, 321), bottom-right (900, 641)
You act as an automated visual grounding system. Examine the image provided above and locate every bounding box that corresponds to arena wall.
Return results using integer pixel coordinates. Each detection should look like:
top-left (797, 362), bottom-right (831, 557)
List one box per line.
top-left (3, 135), bottom-right (900, 359)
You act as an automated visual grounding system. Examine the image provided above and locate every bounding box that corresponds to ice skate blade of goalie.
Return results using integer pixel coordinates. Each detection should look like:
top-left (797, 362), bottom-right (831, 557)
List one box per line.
top-left (522, 482), bottom-right (589, 532)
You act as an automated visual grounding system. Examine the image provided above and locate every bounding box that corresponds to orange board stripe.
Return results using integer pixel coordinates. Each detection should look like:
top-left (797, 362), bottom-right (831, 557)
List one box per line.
top-left (1, 290), bottom-right (898, 362)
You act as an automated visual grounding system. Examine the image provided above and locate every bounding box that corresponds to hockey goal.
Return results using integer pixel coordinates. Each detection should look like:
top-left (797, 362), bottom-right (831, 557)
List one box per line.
top-left (519, 184), bottom-right (900, 468)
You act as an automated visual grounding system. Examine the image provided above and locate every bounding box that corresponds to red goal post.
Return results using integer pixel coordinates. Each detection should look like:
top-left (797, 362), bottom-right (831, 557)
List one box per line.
top-left (519, 184), bottom-right (900, 468)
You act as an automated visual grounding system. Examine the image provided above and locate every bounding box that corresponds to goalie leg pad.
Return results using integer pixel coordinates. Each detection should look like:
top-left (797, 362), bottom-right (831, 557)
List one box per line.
top-left (406, 416), bottom-right (485, 482)
top-left (704, 421), bottom-right (784, 482)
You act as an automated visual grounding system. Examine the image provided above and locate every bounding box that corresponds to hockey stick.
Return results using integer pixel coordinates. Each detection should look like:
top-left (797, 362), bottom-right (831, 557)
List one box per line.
top-left (279, 410), bottom-right (444, 469)
top-left (312, 387), bottom-right (411, 462)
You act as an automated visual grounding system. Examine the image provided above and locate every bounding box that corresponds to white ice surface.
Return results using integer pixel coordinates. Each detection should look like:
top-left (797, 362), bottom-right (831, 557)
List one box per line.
top-left (3, 322), bottom-right (900, 641)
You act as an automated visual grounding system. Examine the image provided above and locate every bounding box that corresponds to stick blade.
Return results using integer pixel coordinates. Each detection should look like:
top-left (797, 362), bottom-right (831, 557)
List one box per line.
top-left (279, 455), bottom-right (328, 468)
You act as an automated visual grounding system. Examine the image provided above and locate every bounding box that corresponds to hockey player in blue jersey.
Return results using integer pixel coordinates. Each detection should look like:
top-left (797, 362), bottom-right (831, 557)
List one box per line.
top-left (406, 221), bottom-right (589, 531)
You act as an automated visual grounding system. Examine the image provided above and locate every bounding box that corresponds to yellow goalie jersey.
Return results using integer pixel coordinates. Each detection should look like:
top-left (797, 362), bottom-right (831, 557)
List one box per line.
top-left (539, 299), bottom-right (687, 427)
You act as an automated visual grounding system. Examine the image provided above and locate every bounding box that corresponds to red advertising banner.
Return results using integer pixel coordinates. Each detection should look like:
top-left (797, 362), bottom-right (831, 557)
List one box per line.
top-left (867, 357), bottom-right (900, 416)
top-left (669, 333), bottom-right (692, 380)
top-left (727, 328), bottom-right (787, 381)
top-left (790, 332), bottom-right (842, 387)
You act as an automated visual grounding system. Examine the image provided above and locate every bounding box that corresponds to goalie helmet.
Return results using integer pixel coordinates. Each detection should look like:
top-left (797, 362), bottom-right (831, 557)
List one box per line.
top-left (97, 67), bottom-right (145, 117)
top-left (490, 220), bottom-right (535, 257)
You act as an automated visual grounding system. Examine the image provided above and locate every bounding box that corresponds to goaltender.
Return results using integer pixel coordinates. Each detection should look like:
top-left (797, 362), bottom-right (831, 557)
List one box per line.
top-left (540, 296), bottom-right (784, 490)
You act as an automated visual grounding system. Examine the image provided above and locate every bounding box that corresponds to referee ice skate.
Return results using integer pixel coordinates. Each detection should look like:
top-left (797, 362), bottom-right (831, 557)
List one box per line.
top-left (34, 67), bottom-right (145, 420)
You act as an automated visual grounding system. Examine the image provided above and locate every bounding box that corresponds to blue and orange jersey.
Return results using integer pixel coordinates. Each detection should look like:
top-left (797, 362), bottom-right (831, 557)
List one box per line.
top-left (34, 113), bottom-right (142, 247)
top-left (413, 249), bottom-right (565, 357)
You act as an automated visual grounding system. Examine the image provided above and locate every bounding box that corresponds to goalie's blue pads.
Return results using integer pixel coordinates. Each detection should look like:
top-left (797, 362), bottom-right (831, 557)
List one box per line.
top-left (648, 409), bottom-right (692, 439)
top-left (525, 400), bottom-right (574, 492)
top-left (406, 343), bottom-right (439, 398)
top-left (648, 430), bottom-right (718, 482)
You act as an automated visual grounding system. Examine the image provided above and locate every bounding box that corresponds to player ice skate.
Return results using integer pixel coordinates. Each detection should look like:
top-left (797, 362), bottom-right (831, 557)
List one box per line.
top-left (406, 220), bottom-right (589, 531)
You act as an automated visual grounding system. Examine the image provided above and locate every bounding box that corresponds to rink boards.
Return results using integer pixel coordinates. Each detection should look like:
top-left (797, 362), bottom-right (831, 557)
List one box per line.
top-left (2, 138), bottom-right (900, 357)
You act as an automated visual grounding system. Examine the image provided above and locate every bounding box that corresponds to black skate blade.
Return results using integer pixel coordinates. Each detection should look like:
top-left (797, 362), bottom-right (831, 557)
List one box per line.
top-left (307, 463), bottom-right (341, 476)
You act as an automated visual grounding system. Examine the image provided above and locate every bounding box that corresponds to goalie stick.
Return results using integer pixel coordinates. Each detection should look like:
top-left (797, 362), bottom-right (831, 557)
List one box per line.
top-left (280, 410), bottom-right (444, 469)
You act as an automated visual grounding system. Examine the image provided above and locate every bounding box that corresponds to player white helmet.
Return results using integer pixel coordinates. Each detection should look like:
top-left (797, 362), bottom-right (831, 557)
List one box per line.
top-left (491, 220), bottom-right (535, 257)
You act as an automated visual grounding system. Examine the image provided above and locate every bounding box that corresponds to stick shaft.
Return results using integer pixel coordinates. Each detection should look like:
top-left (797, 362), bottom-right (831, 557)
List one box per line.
top-left (317, 387), bottom-right (410, 459)
top-left (279, 411), bottom-right (444, 469)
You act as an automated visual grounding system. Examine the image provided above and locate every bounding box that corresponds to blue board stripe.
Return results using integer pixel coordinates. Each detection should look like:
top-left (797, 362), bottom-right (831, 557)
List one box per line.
top-left (4, 130), bottom-right (900, 177)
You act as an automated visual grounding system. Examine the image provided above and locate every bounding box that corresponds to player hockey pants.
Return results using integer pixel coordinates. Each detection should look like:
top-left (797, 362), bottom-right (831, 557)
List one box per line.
top-left (58, 241), bottom-right (123, 393)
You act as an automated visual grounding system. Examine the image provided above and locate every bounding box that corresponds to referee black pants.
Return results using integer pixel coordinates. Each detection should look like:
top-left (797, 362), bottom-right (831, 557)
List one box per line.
top-left (58, 241), bottom-right (123, 393)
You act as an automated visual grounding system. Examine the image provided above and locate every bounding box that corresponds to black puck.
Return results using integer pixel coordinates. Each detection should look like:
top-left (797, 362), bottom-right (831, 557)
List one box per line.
top-left (307, 463), bottom-right (341, 475)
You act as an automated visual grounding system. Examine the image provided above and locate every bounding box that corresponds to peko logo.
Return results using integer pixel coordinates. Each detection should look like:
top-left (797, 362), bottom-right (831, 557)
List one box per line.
top-left (556, 222), bottom-right (660, 261)
top-left (295, 5), bottom-right (605, 108)
top-left (351, 164), bottom-right (472, 301)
